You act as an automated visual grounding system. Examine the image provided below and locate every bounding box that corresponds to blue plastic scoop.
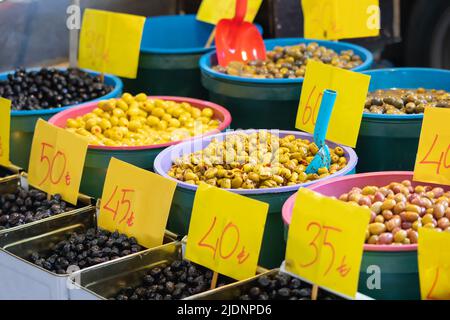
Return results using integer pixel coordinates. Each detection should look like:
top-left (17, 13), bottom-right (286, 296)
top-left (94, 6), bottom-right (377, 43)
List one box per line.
top-left (305, 89), bottom-right (337, 174)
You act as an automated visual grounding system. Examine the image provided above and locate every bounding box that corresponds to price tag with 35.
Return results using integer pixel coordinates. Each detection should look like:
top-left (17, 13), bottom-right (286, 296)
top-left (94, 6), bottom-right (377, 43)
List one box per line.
top-left (185, 183), bottom-right (268, 280)
top-left (0, 98), bottom-right (11, 166)
top-left (28, 119), bottom-right (88, 205)
top-left (418, 228), bottom-right (450, 300)
top-left (196, 0), bottom-right (263, 25)
top-left (98, 158), bottom-right (177, 249)
top-left (295, 60), bottom-right (370, 147)
top-left (413, 107), bottom-right (450, 186)
top-left (285, 188), bottom-right (370, 298)
top-left (78, 9), bottom-right (145, 78)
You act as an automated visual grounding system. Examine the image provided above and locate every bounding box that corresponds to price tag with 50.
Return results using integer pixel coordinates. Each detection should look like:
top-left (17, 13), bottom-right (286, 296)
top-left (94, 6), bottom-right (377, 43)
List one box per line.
top-left (28, 119), bottom-right (88, 205)
top-left (413, 107), bottom-right (450, 186)
top-left (98, 158), bottom-right (177, 249)
top-left (0, 97), bottom-right (11, 166)
top-left (285, 188), bottom-right (370, 298)
top-left (185, 183), bottom-right (268, 281)
top-left (418, 228), bottom-right (450, 300)
top-left (295, 60), bottom-right (370, 148)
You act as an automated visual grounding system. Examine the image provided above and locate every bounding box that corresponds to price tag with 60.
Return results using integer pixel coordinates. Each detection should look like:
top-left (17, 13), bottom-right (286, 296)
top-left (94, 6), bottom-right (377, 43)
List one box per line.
top-left (28, 119), bottom-right (88, 205)
top-left (98, 158), bottom-right (177, 249)
top-left (285, 188), bottom-right (370, 298)
top-left (185, 183), bottom-right (269, 281)
top-left (413, 107), bottom-right (450, 186)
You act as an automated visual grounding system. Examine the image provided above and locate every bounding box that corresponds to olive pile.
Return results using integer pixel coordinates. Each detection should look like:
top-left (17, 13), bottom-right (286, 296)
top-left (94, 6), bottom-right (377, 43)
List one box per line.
top-left (212, 42), bottom-right (363, 79)
top-left (364, 88), bottom-right (450, 114)
top-left (29, 228), bottom-right (142, 274)
top-left (168, 132), bottom-right (348, 189)
top-left (0, 187), bottom-right (73, 230)
top-left (338, 180), bottom-right (450, 245)
top-left (0, 68), bottom-right (112, 111)
top-left (239, 273), bottom-right (340, 300)
top-left (65, 93), bottom-right (220, 147)
top-left (113, 259), bottom-right (228, 300)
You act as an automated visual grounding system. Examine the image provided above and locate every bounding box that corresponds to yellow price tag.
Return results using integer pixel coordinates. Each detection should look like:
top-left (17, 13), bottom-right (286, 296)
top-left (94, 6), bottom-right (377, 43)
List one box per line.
top-left (78, 9), bottom-right (145, 79)
top-left (285, 188), bottom-right (370, 298)
top-left (418, 228), bottom-right (450, 300)
top-left (28, 119), bottom-right (88, 205)
top-left (295, 60), bottom-right (370, 147)
top-left (98, 158), bottom-right (177, 249)
top-left (185, 184), bottom-right (268, 280)
top-left (302, 0), bottom-right (380, 40)
top-left (413, 108), bottom-right (450, 186)
top-left (0, 98), bottom-right (11, 166)
top-left (197, 0), bottom-right (263, 25)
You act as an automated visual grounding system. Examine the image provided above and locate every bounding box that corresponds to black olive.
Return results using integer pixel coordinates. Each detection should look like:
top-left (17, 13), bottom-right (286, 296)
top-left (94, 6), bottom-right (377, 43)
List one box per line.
top-left (143, 275), bottom-right (154, 285)
top-left (257, 275), bottom-right (270, 288)
top-left (298, 287), bottom-right (311, 297)
top-left (290, 278), bottom-right (302, 289)
top-left (277, 287), bottom-right (291, 299)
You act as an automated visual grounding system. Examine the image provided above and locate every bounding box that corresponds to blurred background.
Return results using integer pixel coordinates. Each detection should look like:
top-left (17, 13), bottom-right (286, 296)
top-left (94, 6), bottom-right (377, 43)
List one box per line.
top-left (0, 0), bottom-right (448, 71)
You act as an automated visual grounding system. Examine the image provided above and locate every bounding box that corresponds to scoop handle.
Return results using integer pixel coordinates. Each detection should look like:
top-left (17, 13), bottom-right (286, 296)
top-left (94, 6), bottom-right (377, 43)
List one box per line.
top-left (314, 89), bottom-right (337, 147)
top-left (234, 0), bottom-right (247, 23)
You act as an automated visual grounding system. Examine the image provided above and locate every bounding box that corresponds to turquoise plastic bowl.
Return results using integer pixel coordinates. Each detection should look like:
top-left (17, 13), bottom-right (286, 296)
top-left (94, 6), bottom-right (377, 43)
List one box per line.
top-left (2, 68), bottom-right (123, 170)
top-left (200, 38), bottom-right (373, 130)
top-left (357, 68), bottom-right (450, 172)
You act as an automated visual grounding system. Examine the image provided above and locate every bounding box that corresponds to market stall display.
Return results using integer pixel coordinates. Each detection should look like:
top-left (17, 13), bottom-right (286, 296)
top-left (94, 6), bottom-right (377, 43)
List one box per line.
top-left (200, 38), bottom-right (372, 130)
top-left (154, 129), bottom-right (357, 268)
top-left (2, 68), bottom-right (122, 170)
top-left (356, 68), bottom-right (450, 172)
top-left (282, 171), bottom-right (449, 300)
top-left (48, 94), bottom-right (231, 198)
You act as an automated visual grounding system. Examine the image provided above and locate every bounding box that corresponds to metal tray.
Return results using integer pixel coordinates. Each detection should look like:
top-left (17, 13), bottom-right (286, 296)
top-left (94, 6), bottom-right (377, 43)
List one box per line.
top-left (68, 241), bottom-right (268, 300)
top-left (0, 206), bottom-right (178, 300)
top-left (189, 267), bottom-right (374, 300)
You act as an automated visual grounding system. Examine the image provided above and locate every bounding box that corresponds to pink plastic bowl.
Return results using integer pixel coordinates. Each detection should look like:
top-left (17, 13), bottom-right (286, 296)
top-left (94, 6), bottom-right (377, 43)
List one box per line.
top-left (282, 171), bottom-right (449, 252)
top-left (48, 96), bottom-right (232, 151)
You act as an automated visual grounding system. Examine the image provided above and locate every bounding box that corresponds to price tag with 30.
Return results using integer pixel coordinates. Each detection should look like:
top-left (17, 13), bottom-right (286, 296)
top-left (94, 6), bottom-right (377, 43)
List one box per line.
top-left (0, 98), bottom-right (11, 166)
top-left (418, 228), bottom-right (450, 300)
top-left (285, 188), bottom-right (370, 298)
top-left (98, 158), bottom-right (177, 249)
top-left (295, 60), bottom-right (370, 147)
top-left (185, 183), bottom-right (268, 281)
top-left (78, 9), bottom-right (145, 78)
top-left (28, 119), bottom-right (88, 205)
top-left (413, 107), bottom-right (450, 186)
top-left (301, 0), bottom-right (380, 40)
top-left (196, 0), bottom-right (263, 25)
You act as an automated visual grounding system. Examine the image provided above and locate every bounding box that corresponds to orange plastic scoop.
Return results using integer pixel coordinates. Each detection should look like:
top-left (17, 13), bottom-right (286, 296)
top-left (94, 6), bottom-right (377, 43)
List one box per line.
top-left (215, 0), bottom-right (266, 67)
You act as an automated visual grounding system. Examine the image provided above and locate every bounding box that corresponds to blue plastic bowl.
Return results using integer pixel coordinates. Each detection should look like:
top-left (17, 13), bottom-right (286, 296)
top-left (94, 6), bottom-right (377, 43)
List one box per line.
top-left (356, 67), bottom-right (450, 172)
top-left (122, 14), bottom-right (263, 98)
top-left (1, 67), bottom-right (123, 170)
top-left (199, 38), bottom-right (373, 130)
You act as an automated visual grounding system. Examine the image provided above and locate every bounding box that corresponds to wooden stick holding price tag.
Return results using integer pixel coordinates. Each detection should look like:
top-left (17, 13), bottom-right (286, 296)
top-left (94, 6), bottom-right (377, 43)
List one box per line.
top-left (205, 27), bottom-right (216, 48)
top-left (185, 183), bottom-right (268, 287)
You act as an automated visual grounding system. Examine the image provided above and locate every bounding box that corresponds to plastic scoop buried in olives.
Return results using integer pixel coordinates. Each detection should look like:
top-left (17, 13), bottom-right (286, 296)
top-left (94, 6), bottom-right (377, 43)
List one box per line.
top-left (338, 180), bottom-right (450, 245)
top-left (113, 259), bottom-right (231, 300)
top-left (305, 89), bottom-right (336, 174)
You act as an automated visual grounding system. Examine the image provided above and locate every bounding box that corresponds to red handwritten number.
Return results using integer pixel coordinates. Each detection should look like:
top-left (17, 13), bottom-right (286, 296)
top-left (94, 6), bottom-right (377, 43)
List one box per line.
top-left (38, 143), bottom-right (68, 186)
top-left (300, 221), bottom-right (345, 277)
top-left (426, 268), bottom-right (440, 300)
top-left (197, 218), bottom-right (249, 264)
top-left (419, 134), bottom-right (450, 174)
top-left (302, 85), bottom-right (323, 126)
top-left (102, 186), bottom-right (135, 226)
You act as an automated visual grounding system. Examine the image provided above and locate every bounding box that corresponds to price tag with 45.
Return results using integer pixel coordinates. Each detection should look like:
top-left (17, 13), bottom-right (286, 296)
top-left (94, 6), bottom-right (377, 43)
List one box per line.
top-left (28, 119), bottom-right (88, 205)
top-left (285, 188), bottom-right (370, 298)
top-left (414, 107), bottom-right (450, 186)
top-left (185, 183), bottom-right (269, 281)
top-left (98, 158), bottom-right (177, 249)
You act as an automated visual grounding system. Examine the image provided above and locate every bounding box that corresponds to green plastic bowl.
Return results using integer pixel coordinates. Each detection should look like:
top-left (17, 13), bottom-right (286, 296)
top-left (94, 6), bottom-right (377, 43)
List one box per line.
top-left (154, 130), bottom-right (358, 268)
top-left (3, 68), bottom-right (123, 170)
top-left (281, 171), bottom-right (448, 300)
top-left (357, 68), bottom-right (450, 172)
top-left (200, 38), bottom-right (373, 130)
top-left (48, 96), bottom-right (232, 199)
top-left (121, 15), bottom-right (262, 99)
